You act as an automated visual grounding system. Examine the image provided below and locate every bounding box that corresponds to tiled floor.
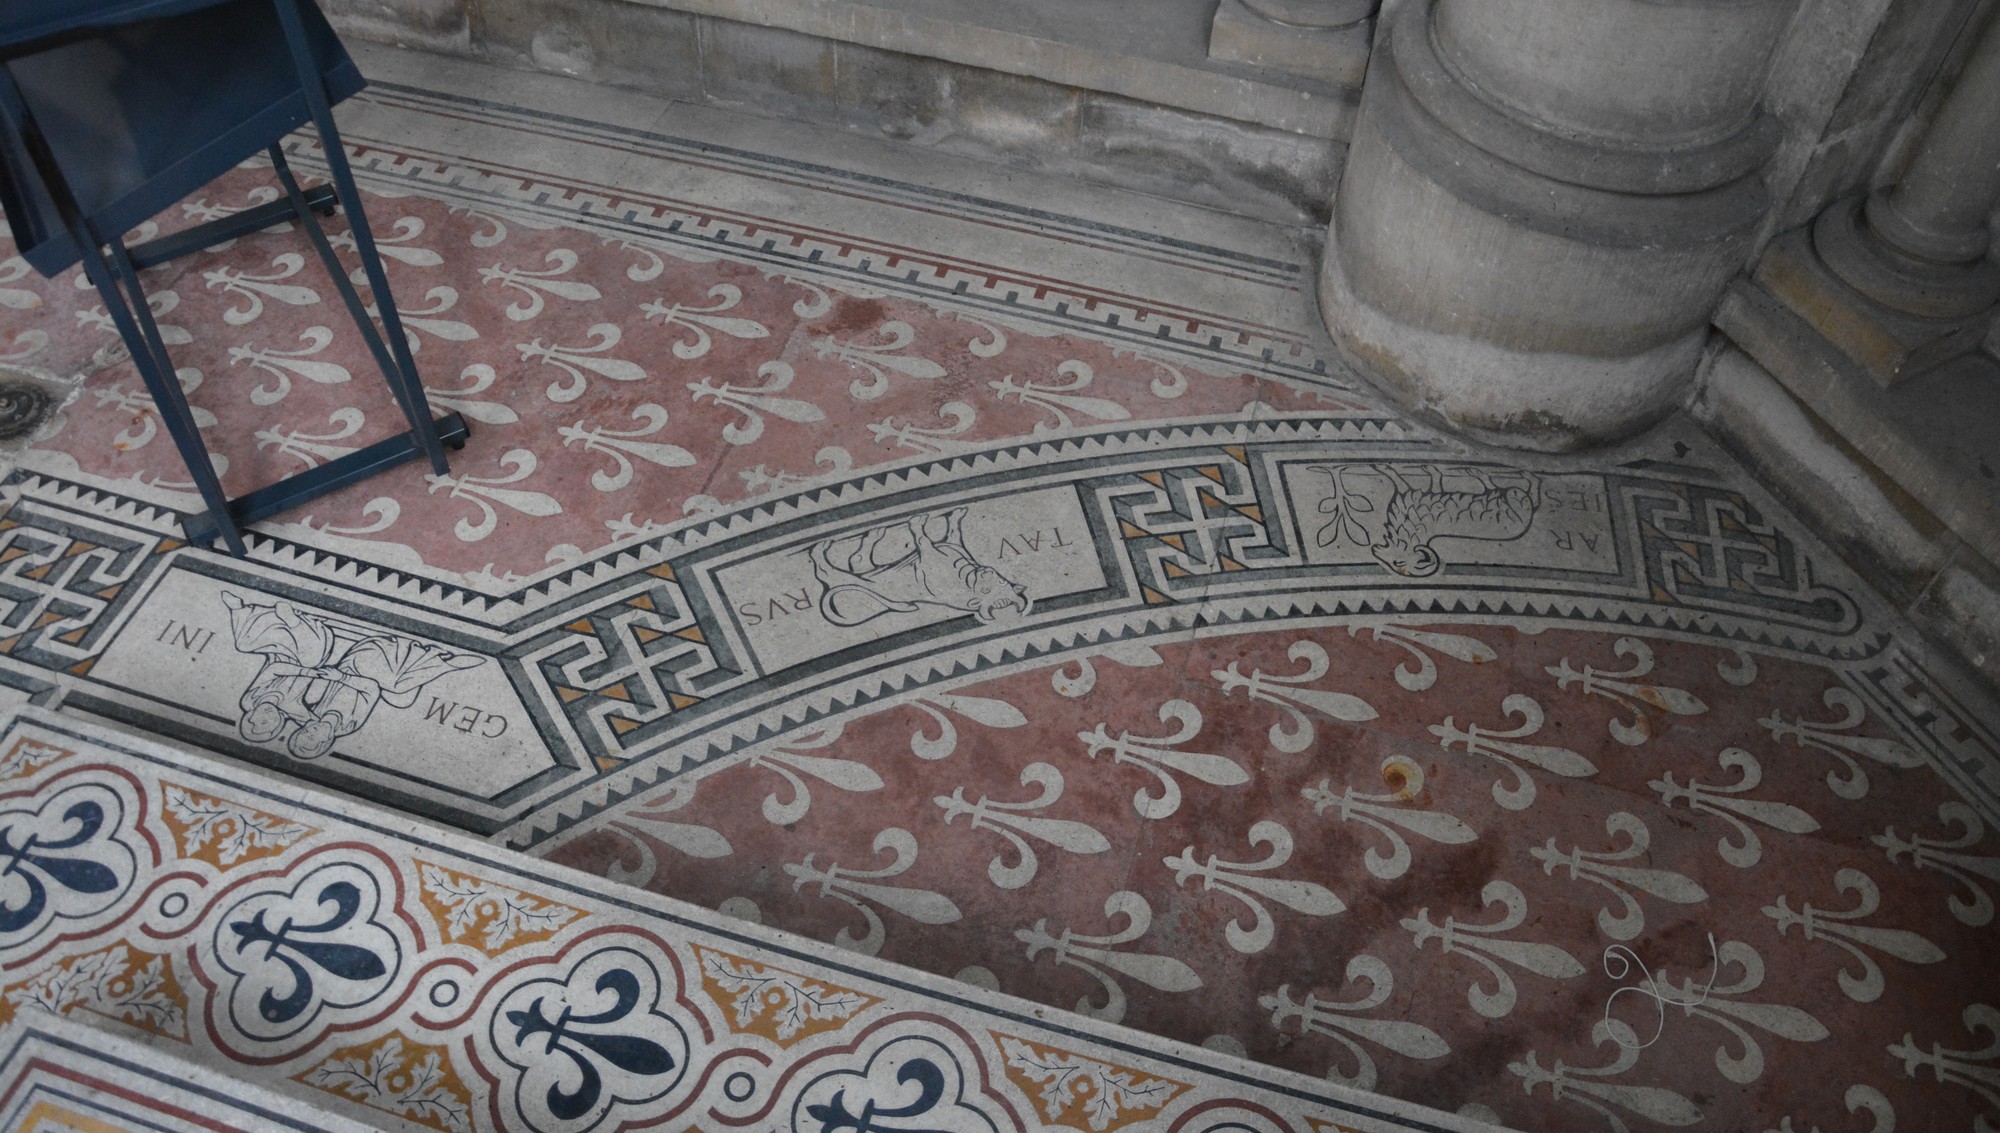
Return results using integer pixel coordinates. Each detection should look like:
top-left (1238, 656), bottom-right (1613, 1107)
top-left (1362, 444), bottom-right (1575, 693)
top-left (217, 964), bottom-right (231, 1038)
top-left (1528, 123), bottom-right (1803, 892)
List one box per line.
top-left (3, 42), bottom-right (1999, 1133)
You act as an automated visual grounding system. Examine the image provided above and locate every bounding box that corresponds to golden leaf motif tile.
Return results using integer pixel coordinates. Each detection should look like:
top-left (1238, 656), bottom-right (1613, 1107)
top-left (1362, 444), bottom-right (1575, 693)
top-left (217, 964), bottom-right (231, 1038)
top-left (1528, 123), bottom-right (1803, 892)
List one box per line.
top-left (414, 859), bottom-right (583, 954)
top-left (994, 1032), bottom-right (1188, 1133)
top-left (0, 736), bottom-right (73, 782)
top-left (158, 781), bottom-right (315, 868)
top-left (1, 943), bottom-right (189, 1040)
top-left (693, 944), bottom-right (878, 1046)
top-left (10, 1100), bottom-right (149, 1133)
top-left (297, 1033), bottom-right (474, 1133)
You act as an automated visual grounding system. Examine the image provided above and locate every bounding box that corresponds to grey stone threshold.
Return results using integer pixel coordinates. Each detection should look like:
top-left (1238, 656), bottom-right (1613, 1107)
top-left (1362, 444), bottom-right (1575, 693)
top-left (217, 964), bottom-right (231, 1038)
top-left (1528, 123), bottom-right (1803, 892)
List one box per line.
top-left (1705, 280), bottom-right (2000, 685)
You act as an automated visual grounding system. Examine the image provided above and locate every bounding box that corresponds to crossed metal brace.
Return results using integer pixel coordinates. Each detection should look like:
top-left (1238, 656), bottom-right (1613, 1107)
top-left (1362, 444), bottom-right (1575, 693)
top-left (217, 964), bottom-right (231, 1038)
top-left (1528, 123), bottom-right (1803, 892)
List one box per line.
top-left (1, 0), bottom-right (468, 556)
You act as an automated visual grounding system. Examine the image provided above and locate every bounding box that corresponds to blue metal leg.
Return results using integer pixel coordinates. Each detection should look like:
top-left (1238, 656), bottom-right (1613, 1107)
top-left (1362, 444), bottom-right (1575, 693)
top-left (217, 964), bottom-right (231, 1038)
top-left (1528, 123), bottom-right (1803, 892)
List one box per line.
top-left (0, 66), bottom-right (245, 554)
top-left (271, 0), bottom-right (449, 475)
top-left (97, 238), bottom-right (248, 555)
top-left (266, 144), bottom-right (437, 451)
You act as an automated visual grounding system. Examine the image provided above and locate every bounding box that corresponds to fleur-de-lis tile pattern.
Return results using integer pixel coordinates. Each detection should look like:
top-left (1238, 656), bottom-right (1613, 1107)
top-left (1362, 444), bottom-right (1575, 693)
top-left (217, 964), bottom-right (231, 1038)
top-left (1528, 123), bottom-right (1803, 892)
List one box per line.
top-left (0, 71), bottom-right (1996, 1133)
top-left (0, 711), bottom-right (1488, 1133)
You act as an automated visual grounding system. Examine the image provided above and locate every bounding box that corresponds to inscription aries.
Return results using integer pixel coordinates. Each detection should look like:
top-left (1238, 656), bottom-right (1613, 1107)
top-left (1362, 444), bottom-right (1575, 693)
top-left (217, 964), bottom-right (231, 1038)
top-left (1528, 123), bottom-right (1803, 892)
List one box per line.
top-left (1312, 463), bottom-right (1541, 577)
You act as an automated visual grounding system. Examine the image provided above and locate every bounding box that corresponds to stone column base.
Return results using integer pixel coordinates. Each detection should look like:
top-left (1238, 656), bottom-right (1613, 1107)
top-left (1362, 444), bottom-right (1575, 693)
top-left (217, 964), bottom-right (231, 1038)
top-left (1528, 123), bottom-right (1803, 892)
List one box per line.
top-left (1317, 0), bottom-right (1765, 452)
top-left (1318, 211), bottom-right (1698, 452)
top-left (1207, 0), bottom-right (1372, 87)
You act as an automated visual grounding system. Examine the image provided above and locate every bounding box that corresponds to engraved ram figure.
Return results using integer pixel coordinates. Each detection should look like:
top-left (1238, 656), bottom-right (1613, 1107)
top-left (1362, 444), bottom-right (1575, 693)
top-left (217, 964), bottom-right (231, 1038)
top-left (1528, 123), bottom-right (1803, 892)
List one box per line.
top-left (1312, 463), bottom-right (1541, 578)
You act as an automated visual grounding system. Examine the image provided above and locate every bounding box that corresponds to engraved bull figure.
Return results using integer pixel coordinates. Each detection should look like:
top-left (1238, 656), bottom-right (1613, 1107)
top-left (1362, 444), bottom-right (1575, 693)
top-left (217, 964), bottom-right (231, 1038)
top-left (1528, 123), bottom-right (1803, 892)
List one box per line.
top-left (1313, 464), bottom-right (1540, 578)
top-left (808, 507), bottom-right (1031, 627)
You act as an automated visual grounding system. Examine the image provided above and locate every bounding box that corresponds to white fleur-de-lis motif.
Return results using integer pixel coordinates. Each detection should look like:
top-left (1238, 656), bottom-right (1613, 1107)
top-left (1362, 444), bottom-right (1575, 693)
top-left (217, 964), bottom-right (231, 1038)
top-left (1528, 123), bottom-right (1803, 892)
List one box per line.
top-left (1302, 756), bottom-right (1477, 880)
top-left (608, 240), bottom-right (665, 282)
top-left (1652, 748), bottom-right (1821, 868)
top-left (424, 363), bottom-right (519, 425)
top-left (1111, 347), bottom-right (1189, 399)
top-left (125, 457), bottom-right (230, 493)
top-left (1212, 640), bottom-right (1378, 754)
top-left (738, 447), bottom-right (855, 495)
top-left (1016, 891), bottom-right (1201, 1023)
top-left (449, 205), bottom-right (513, 248)
top-left (256, 408), bottom-right (365, 470)
top-left (1763, 1084), bottom-right (1895, 1133)
top-left (778, 275), bottom-right (834, 318)
top-left (1261, 958), bottom-right (1451, 1091)
top-left (1718, 648), bottom-right (1759, 687)
top-left (98, 368), bottom-right (215, 451)
top-left (952, 311), bottom-right (1007, 358)
top-left (1764, 868), bottom-right (1945, 1003)
top-left (297, 498), bottom-right (400, 538)
top-left (1405, 880), bottom-right (1583, 1018)
top-left (604, 781), bottom-right (733, 865)
top-left (0, 254), bottom-right (41, 311)
top-left (1165, 820), bottom-right (1344, 953)
top-left (182, 185), bottom-right (281, 228)
top-left (1627, 939), bottom-right (1831, 1084)
top-left (605, 513), bottom-right (675, 542)
top-left (784, 827), bottom-right (962, 956)
top-left (935, 762), bottom-right (1110, 889)
top-left (519, 323), bottom-right (645, 403)
top-left (1889, 1003), bottom-right (2000, 1129)
top-left (1546, 637), bottom-right (1708, 745)
top-left (425, 449), bottom-right (563, 541)
top-left (1076, 699), bottom-right (1248, 819)
top-left (904, 691), bottom-right (1027, 761)
top-left (814, 320), bottom-right (945, 399)
top-left (1431, 693), bottom-right (1597, 810)
top-left (0, 328), bottom-right (47, 364)
top-left (1763, 687), bottom-right (1923, 800)
top-left (688, 361), bottom-right (825, 445)
top-left (1511, 1020), bottom-right (1703, 1132)
top-left (228, 326), bottom-right (351, 406)
top-left (479, 249), bottom-right (600, 321)
top-left (749, 725), bottom-right (883, 826)
top-left (1532, 812), bottom-right (1709, 941)
top-left (868, 401), bottom-right (977, 454)
top-left (78, 289), bottom-right (191, 345)
top-left (368, 285), bottom-right (479, 353)
top-left (1, 329), bottom-right (49, 363)
top-left (558, 404), bottom-right (695, 491)
top-left (1349, 623), bottom-right (1496, 692)
top-left (1050, 641), bottom-right (1164, 698)
top-left (989, 361), bottom-right (1133, 433)
top-left (331, 214), bottom-right (441, 269)
top-left (204, 252), bottom-right (321, 325)
top-left (640, 283), bottom-right (768, 358)
top-left (1876, 802), bottom-right (2000, 927)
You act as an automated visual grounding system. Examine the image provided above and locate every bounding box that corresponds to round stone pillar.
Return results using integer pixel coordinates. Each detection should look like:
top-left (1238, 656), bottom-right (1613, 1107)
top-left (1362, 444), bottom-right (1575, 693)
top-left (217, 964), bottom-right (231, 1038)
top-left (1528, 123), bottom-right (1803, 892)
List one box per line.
top-left (1809, 2), bottom-right (2000, 347)
top-left (1867, 4), bottom-right (2000, 266)
top-left (1321, 0), bottom-right (1798, 451)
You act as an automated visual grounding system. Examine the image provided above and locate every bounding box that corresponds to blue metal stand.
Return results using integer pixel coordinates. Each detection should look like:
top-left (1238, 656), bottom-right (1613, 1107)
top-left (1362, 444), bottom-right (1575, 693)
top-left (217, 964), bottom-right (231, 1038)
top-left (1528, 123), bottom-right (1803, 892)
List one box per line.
top-left (0, 0), bottom-right (466, 555)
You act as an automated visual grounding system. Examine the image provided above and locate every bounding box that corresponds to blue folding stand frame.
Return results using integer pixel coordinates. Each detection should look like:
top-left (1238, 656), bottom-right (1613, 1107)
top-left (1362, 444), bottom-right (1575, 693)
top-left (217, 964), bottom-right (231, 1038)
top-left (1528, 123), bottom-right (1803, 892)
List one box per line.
top-left (0, 0), bottom-right (468, 556)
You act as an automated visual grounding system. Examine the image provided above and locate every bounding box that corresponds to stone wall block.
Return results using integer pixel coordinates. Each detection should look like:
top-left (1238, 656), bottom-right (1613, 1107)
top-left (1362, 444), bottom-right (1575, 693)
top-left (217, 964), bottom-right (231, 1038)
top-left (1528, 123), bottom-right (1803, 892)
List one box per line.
top-left (471, 0), bottom-right (701, 98)
top-left (1076, 93), bottom-right (1339, 225)
top-left (323, 0), bottom-right (472, 52)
